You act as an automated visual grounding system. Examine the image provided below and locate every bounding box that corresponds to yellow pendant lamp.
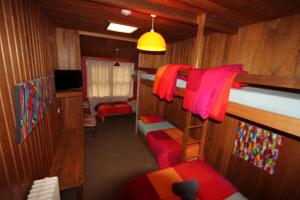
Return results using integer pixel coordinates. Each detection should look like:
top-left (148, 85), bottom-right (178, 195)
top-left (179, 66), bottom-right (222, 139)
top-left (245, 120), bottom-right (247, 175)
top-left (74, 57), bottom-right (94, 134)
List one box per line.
top-left (137, 14), bottom-right (166, 52)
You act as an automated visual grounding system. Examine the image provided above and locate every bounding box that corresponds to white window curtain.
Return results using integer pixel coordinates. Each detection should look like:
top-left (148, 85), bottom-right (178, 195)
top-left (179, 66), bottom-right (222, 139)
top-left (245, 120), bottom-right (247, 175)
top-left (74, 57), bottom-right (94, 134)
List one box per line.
top-left (86, 59), bottom-right (134, 103)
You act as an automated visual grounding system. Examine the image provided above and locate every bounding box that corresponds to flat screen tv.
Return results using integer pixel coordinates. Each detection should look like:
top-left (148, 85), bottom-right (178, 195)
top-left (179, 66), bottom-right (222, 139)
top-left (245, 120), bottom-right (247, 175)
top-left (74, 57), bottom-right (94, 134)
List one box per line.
top-left (54, 70), bottom-right (82, 91)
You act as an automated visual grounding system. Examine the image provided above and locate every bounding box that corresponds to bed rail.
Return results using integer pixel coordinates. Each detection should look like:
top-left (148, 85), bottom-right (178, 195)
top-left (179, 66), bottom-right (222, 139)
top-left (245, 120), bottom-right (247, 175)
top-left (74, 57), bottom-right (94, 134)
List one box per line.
top-left (138, 67), bottom-right (300, 90)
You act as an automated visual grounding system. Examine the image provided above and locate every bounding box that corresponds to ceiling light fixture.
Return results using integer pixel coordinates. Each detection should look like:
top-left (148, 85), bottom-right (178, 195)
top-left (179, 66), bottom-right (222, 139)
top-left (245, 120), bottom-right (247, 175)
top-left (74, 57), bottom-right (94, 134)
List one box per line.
top-left (121, 9), bottom-right (132, 16)
top-left (107, 22), bottom-right (138, 34)
top-left (114, 48), bottom-right (120, 67)
top-left (137, 14), bottom-right (166, 52)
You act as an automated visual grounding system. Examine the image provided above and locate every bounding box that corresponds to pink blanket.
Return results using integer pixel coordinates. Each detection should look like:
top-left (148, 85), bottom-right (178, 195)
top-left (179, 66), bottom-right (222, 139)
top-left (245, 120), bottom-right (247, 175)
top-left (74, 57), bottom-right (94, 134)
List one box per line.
top-left (183, 64), bottom-right (245, 121)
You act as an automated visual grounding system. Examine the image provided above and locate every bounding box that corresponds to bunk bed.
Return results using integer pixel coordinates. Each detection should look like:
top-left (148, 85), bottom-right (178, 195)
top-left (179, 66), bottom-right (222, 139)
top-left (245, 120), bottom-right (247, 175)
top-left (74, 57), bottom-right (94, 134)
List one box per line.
top-left (138, 67), bottom-right (300, 138)
top-left (125, 67), bottom-right (299, 200)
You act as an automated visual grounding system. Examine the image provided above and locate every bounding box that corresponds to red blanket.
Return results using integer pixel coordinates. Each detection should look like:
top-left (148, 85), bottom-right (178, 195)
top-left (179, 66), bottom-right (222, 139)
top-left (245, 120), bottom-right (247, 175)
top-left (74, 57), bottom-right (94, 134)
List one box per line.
top-left (153, 64), bottom-right (192, 102)
top-left (183, 65), bottom-right (246, 121)
top-left (96, 102), bottom-right (132, 120)
top-left (121, 161), bottom-right (238, 200)
top-left (146, 128), bottom-right (200, 168)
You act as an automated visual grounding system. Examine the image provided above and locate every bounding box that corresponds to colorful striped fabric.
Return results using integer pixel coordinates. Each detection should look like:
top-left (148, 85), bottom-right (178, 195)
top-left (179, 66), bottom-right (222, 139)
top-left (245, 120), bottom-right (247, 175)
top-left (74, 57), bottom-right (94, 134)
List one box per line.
top-left (146, 128), bottom-right (200, 168)
top-left (233, 121), bottom-right (283, 175)
top-left (121, 161), bottom-right (238, 200)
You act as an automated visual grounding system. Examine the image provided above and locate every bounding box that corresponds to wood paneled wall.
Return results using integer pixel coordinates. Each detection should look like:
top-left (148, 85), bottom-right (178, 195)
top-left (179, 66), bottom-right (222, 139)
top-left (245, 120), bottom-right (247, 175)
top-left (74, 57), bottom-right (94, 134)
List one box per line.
top-left (80, 35), bottom-right (139, 61)
top-left (0, 0), bottom-right (58, 199)
top-left (56, 28), bottom-right (81, 69)
top-left (202, 14), bottom-right (300, 78)
top-left (139, 38), bottom-right (195, 68)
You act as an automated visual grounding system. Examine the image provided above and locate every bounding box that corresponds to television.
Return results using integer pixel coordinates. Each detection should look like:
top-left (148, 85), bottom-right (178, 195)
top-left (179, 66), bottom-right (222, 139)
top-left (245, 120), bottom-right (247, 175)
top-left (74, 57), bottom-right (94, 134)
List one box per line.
top-left (54, 70), bottom-right (82, 91)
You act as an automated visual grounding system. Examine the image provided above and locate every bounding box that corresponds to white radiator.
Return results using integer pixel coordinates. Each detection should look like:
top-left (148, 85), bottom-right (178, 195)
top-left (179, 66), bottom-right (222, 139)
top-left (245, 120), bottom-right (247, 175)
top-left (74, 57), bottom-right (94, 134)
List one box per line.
top-left (27, 177), bottom-right (60, 200)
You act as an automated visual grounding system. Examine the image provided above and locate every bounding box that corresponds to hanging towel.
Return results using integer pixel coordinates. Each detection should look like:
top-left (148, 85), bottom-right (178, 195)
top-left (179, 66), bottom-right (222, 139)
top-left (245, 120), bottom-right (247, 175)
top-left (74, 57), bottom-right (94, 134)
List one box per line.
top-left (153, 64), bottom-right (192, 102)
top-left (183, 64), bottom-right (245, 121)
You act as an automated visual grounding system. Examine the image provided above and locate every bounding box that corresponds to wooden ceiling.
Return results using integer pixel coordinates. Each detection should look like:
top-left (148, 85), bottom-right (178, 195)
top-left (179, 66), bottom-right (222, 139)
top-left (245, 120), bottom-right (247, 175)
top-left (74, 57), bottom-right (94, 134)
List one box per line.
top-left (36, 0), bottom-right (300, 42)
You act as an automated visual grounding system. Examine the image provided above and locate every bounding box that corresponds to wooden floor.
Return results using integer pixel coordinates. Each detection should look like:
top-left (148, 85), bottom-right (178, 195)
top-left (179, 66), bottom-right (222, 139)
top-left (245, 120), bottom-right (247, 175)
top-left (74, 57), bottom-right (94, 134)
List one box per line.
top-left (61, 115), bottom-right (158, 199)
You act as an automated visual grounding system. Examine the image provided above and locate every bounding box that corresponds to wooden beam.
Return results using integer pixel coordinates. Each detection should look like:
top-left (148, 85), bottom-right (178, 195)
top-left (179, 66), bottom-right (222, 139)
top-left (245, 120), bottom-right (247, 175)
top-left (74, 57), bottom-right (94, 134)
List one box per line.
top-left (192, 14), bottom-right (206, 68)
top-left (88, 0), bottom-right (238, 34)
top-left (205, 18), bottom-right (238, 34)
top-left (227, 102), bottom-right (300, 137)
top-left (78, 31), bottom-right (137, 42)
top-left (235, 74), bottom-right (300, 90)
top-left (88, 0), bottom-right (199, 25)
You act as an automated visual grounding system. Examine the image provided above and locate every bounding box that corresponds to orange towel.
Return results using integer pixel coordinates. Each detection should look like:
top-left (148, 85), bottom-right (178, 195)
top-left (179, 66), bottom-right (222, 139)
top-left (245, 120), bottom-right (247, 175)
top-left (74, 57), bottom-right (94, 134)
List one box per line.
top-left (153, 64), bottom-right (192, 102)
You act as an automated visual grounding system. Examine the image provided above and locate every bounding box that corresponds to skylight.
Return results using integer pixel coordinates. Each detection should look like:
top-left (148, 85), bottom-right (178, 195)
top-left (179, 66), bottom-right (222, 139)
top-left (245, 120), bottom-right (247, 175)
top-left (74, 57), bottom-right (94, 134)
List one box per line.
top-left (107, 22), bottom-right (138, 34)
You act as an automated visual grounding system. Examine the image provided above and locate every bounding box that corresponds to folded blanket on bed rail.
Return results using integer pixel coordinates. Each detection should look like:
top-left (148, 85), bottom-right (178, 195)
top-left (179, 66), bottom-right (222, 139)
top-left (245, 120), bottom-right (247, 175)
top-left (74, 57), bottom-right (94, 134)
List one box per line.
top-left (121, 161), bottom-right (246, 200)
top-left (183, 64), bottom-right (246, 121)
top-left (147, 128), bottom-right (200, 168)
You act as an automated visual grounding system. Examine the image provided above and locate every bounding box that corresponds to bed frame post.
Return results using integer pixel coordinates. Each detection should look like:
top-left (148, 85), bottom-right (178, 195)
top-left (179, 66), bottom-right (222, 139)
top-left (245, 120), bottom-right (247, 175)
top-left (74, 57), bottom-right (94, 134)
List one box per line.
top-left (182, 13), bottom-right (208, 162)
top-left (192, 14), bottom-right (206, 69)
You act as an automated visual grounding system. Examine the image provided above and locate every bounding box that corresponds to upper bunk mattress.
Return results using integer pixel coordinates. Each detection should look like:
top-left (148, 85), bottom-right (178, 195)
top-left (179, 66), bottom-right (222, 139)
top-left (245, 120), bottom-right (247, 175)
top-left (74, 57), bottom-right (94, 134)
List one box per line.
top-left (140, 73), bottom-right (300, 119)
top-left (229, 87), bottom-right (300, 119)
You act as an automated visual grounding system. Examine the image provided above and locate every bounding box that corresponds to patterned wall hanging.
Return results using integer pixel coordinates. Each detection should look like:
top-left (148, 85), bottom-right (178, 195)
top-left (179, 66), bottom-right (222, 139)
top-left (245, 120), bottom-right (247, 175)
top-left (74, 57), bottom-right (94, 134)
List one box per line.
top-left (233, 121), bottom-right (283, 175)
top-left (15, 75), bottom-right (55, 144)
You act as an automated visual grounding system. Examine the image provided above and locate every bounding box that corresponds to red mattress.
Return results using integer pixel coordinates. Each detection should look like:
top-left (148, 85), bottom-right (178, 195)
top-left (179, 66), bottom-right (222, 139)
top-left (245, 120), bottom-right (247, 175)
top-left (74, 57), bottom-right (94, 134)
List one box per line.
top-left (95, 102), bottom-right (133, 121)
top-left (121, 161), bottom-right (238, 200)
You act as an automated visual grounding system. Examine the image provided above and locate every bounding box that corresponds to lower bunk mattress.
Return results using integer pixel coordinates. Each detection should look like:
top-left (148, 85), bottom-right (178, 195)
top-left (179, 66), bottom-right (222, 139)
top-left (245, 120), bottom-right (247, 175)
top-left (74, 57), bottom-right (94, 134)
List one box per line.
top-left (121, 160), bottom-right (247, 200)
top-left (138, 116), bottom-right (200, 168)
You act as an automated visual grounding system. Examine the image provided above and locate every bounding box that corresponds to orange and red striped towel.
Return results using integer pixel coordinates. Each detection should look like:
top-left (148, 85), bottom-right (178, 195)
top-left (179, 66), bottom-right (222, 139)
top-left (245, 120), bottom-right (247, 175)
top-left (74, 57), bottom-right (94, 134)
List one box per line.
top-left (153, 64), bottom-right (192, 102)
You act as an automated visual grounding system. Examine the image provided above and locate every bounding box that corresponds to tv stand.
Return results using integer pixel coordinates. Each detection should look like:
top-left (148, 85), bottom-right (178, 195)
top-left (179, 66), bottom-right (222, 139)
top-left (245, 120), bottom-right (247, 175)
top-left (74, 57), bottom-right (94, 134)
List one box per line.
top-left (56, 90), bottom-right (83, 132)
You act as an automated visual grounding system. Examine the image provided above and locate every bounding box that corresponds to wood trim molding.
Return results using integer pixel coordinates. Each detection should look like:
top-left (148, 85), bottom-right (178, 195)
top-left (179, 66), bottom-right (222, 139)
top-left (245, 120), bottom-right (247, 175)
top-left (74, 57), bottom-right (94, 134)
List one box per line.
top-left (78, 30), bottom-right (138, 42)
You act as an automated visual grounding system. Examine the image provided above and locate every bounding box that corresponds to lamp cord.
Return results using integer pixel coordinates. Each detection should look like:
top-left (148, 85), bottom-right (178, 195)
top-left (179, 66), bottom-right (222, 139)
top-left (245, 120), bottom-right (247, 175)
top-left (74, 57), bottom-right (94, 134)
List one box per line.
top-left (150, 14), bottom-right (156, 31)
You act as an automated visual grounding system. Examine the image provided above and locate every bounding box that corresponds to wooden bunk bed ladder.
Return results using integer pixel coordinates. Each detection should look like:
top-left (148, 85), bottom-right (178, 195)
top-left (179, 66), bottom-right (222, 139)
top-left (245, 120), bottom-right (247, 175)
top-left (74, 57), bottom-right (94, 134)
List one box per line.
top-left (182, 111), bottom-right (208, 162)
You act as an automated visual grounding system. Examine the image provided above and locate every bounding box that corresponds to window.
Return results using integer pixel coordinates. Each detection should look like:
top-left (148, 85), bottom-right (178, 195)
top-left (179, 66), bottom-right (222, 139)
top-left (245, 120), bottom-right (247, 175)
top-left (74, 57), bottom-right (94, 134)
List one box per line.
top-left (86, 59), bottom-right (134, 102)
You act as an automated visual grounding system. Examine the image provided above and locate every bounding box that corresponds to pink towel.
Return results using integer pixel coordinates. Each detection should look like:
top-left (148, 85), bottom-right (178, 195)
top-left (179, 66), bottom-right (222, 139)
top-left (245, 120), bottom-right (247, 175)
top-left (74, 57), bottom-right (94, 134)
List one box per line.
top-left (183, 64), bottom-right (245, 121)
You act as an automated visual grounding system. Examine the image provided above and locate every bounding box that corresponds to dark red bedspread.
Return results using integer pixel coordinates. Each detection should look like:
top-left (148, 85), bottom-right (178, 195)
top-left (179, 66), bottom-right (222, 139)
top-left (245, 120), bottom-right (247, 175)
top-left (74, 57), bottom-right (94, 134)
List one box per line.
top-left (121, 161), bottom-right (238, 200)
top-left (96, 102), bottom-right (132, 120)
